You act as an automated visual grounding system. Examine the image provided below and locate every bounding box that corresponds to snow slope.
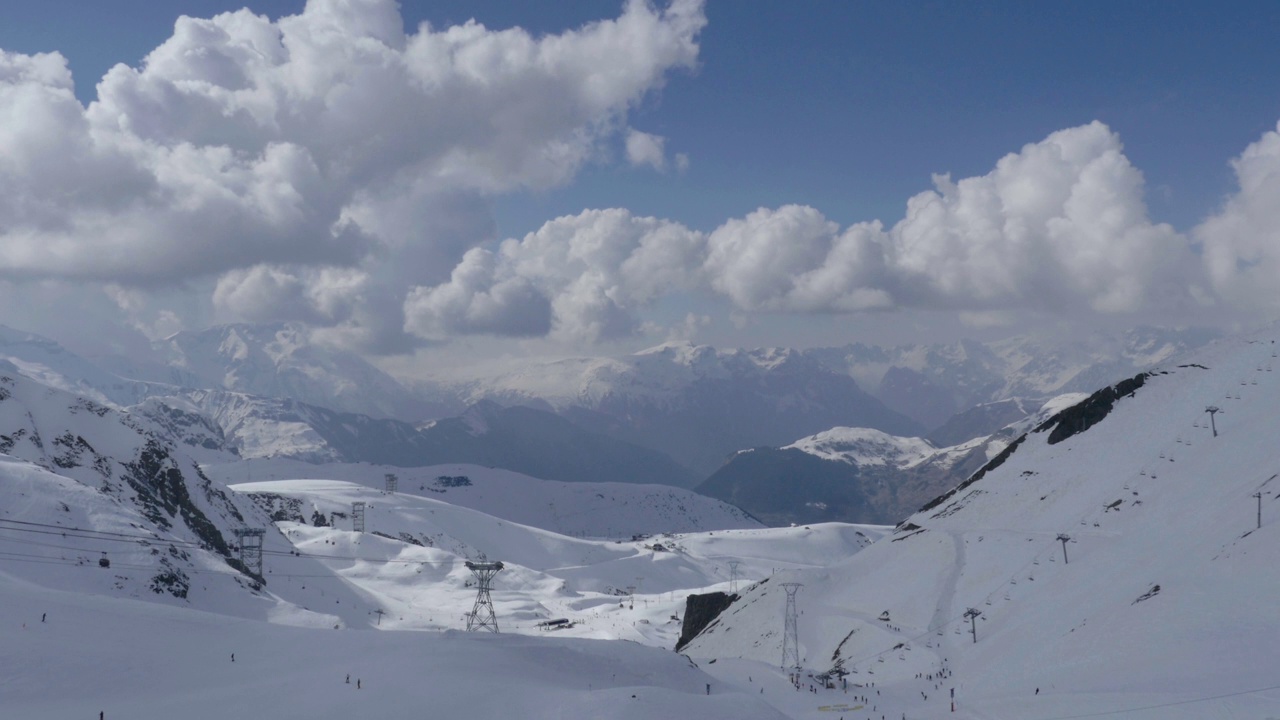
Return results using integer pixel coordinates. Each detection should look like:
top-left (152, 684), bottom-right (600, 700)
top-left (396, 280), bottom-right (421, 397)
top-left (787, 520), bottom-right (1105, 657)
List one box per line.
top-left (222, 478), bottom-right (879, 645)
top-left (0, 356), bottom-right (883, 719)
top-left (205, 458), bottom-right (758, 538)
top-left (683, 328), bottom-right (1280, 718)
top-left (0, 577), bottom-right (787, 720)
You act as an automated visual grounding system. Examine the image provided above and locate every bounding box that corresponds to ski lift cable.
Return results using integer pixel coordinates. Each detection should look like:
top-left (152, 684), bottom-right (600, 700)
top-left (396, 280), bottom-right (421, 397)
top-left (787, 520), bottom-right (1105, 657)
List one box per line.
top-left (0, 547), bottom-right (429, 579)
top-left (0, 523), bottom-right (455, 569)
top-left (0, 519), bottom-right (456, 566)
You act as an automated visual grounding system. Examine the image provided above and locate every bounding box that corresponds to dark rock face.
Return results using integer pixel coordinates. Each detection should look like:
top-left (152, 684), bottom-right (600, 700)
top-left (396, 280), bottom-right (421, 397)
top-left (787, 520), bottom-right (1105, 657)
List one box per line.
top-left (676, 591), bottom-right (737, 652)
top-left (1035, 372), bottom-right (1149, 445)
top-left (916, 371), bottom-right (1153, 519)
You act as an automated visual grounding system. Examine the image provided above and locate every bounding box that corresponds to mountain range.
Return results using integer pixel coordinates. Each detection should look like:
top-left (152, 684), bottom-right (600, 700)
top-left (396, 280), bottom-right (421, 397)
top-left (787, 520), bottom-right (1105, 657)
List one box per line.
top-left (0, 321), bottom-right (1223, 524)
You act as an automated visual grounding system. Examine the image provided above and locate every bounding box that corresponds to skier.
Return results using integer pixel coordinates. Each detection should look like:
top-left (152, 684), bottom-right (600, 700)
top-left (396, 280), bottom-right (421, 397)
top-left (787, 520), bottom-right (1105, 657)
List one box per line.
top-left (231, 653), bottom-right (235, 662)
top-left (41, 613), bottom-right (46, 623)
top-left (357, 679), bottom-right (361, 689)
top-left (346, 674), bottom-right (350, 684)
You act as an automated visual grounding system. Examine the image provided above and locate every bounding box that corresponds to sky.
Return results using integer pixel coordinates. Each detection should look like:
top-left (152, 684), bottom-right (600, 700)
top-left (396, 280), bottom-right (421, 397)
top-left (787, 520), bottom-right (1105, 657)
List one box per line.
top-left (1, 0), bottom-right (1280, 369)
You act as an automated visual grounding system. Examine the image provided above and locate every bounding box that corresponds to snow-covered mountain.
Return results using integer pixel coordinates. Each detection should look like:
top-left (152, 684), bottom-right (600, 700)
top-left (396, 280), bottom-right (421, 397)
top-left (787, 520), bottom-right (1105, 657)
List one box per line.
top-left (1, 364), bottom-right (877, 719)
top-left (0, 369), bottom-right (266, 604)
top-left (697, 395), bottom-right (1086, 526)
top-left (161, 392), bottom-right (700, 487)
top-left (808, 326), bottom-right (1219, 430)
top-left (0, 325), bottom-right (161, 407)
top-left (436, 341), bottom-right (924, 475)
top-left (680, 329), bottom-right (1280, 718)
top-left (204, 459), bottom-right (758, 538)
top-left (140, 323), bottom-right (438, 421)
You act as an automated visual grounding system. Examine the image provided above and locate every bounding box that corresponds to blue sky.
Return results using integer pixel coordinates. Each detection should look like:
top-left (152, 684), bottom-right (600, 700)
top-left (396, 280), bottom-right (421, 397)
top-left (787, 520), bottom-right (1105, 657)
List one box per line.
top-left (1, 0), bottom-right (1279, 359)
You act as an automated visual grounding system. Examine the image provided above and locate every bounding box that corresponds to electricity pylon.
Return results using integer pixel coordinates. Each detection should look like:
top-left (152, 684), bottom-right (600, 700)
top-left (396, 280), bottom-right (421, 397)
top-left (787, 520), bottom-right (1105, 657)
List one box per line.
top-left (781, 583), bottom-right (803, 670)
top-left (352, 502), bottom-right (366, 533)
top-left (728, 560), bottom-right (742, 594)
top-left (233, 528), bottom-right (265, 577)
top-left (465, 560), bottom-right (504, 632)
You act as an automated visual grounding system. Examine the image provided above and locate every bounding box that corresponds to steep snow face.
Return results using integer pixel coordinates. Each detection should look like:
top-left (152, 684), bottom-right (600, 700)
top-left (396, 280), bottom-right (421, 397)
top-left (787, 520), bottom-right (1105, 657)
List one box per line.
top-left (684, 329), bottom-right (1280, 718)
top-left (157, 323), bottom-right (431, 421)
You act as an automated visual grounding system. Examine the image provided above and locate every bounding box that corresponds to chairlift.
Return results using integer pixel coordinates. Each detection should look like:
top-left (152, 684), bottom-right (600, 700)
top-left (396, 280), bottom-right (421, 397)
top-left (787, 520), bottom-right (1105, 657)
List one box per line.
top-left (98, 552), bottom-right (110, 568)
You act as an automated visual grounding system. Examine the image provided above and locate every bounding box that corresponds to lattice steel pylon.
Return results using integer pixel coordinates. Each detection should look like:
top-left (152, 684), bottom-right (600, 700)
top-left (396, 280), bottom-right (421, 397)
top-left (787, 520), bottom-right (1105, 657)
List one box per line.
top-left (465, 560), bottom-right (505, 632)
top-left (384, 473), bottom-right (398, 494)
top-left (233, 528), bottom-right (265, 577)
top-left (781, 582), bottom-right (802, 670)
top-left (352, 502), bottom-right (366, 533)
top-left (728, 560), bottom-right (742, 594)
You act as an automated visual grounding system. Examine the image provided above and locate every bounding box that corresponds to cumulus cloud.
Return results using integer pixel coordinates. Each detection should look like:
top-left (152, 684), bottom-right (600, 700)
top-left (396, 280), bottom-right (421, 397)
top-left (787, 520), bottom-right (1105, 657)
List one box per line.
top-left (625, 128), bottom-right (669, 170)
top-left (411, 121), bottom-right (1202, 343)
top-left (1195, 121), bottom-right (1280, 312)
top-left (0, 0), bottom-right (705, 350)
top-left (404, 209), bottom-right (704, 343)
top-left (889, 122), bottom-right (1192, 313)
top-left (703, 123), bottom-right (1193, 317)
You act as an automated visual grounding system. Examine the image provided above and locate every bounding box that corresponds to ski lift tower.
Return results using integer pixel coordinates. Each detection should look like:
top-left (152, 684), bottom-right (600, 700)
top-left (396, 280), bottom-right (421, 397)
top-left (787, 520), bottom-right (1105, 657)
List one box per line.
top-left (1205, 406), bottom-right (1221, 437)
top-left (465, 560), bottom-right (505, 632)
top-left (233, 528), bottom-right (265, 577)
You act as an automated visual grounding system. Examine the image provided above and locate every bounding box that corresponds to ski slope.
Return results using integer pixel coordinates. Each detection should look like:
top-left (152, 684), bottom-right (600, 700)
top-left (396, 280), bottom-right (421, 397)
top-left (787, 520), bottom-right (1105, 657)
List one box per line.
top-left (227, 478), bottom-right (881, 648)
top-left (0, 575), bottom-right (788, 720)
top-left (682, 328), bottom-right (1280, 719)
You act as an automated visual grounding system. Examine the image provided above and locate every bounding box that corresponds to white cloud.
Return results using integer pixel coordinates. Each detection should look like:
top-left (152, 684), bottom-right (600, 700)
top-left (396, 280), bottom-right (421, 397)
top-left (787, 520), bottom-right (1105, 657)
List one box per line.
top-left (404, 209), bottom-right (704, 343)
top-left (0, 0), bottom-right (705, 351)
top-left (887, 122), bottom-right (1192, 313)
top-left (703, 123), bottom-right (1195, 318)
top-left (625, 128), bottom-right (668, 170)
top-left (412, 121), bottom-right (1205, 344)
top-left (1194, 121), bottom-right (1280, 312)
top-left (704, 205), bottom-right (893, 312)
